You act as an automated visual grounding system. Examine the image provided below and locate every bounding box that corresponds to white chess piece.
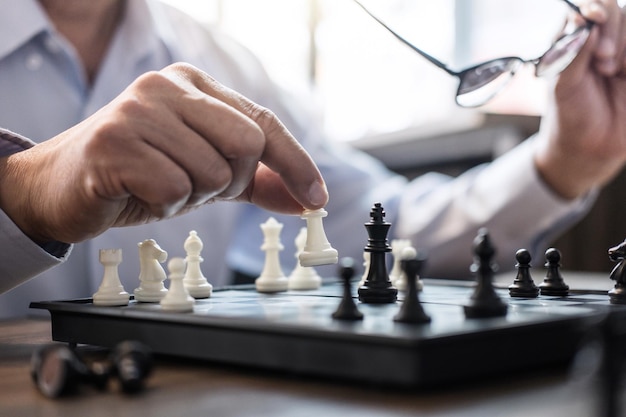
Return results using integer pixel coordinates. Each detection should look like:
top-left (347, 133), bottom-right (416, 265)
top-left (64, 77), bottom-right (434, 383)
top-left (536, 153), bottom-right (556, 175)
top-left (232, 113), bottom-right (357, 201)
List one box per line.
top-left (389, 239), bottom-right (411, 286)
top-left (288, 227), bottom-right (322, 290)
top-left (161, 257), bottom-right (194, 312)
top-left (133, 239), bottom-right (169, 302)
top-left (298, 208), bottom-right (338, 267)
top-left (358, 251), bottom-right (370, 287)
top-left (255, 217), bottom-right (288, 293)
top-left (183, 230), bottom-right (213, 298)
top-left (93, 249), bottom-right (130, 306)
top-left (395, 246), bottom-right (423, 292)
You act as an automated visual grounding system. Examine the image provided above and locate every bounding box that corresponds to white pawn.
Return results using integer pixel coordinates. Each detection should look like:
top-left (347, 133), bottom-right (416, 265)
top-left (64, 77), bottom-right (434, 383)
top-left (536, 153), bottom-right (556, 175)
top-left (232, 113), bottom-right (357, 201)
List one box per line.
top-left (255, 217), bottom-right (289, 293)
top-left (389, 239), bottom-right (411, 286)
top-left (298, 208), bottom-right (338, 267)
top-left (183, 230), bottom-right (213, 299)
top-left (358, 251), bottom-right (370, 287)
top-left (161, 257), bottom-right (194, 312)
top-left (93, 249), bottom-right (130, 306)
top-left (288, 227), bottom-right (322, 290)
top-left (395, 246), bottom-right (423, 292)
top-left (133, 239), bottom-right (169, 302)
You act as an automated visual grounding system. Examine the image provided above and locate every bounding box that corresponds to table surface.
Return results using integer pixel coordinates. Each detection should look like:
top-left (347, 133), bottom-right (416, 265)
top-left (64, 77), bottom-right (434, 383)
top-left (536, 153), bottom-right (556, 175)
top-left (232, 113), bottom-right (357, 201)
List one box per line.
top-left (0, 315), bottom-right (620, 417)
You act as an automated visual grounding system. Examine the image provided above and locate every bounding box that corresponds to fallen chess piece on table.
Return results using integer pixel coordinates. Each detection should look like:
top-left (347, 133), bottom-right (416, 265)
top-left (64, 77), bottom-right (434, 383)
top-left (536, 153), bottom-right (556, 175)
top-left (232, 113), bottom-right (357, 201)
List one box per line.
top-left (31, 341), bottom-right (153, 398)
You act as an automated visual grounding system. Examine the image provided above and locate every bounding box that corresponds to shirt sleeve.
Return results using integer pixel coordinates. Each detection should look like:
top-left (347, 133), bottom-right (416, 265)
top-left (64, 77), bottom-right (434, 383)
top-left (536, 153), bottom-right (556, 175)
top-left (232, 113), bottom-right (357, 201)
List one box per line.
top-left (395, 136), bottom-right (596, 279)
top-left (0, 128), bottom-right (72, 294)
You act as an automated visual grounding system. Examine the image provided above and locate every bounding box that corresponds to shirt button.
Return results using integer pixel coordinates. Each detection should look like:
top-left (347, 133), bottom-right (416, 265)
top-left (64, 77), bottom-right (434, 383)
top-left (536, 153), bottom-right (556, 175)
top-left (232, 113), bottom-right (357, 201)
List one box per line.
top-left (44, 36), bottom-right (61, 53)
top-left (25, 53), bottom-right (43, 71)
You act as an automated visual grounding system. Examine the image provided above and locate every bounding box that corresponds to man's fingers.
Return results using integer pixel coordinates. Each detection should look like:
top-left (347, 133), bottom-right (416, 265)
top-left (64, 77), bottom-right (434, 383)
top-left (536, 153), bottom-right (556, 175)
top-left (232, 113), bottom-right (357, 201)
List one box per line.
top-left (167, 63), bottom-right (328, 210)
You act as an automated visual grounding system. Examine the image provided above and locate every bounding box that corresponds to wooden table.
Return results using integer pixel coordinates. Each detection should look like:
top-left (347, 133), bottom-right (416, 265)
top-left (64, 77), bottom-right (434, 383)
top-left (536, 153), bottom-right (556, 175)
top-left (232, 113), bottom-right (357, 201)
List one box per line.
top-left (0, 317), bottom-right (618, 417)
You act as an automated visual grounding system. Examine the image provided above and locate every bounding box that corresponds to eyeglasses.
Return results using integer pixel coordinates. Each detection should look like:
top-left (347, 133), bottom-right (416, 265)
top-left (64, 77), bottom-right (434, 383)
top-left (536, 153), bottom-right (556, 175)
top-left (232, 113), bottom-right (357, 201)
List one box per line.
top-left (353, 0), bottom-right (594, 107)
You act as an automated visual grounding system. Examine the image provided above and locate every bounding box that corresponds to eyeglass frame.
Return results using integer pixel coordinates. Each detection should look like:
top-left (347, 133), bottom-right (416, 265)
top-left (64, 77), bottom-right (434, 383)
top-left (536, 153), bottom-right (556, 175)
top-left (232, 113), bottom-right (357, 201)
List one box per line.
top-left (353, 0), bottom-right (595, 107)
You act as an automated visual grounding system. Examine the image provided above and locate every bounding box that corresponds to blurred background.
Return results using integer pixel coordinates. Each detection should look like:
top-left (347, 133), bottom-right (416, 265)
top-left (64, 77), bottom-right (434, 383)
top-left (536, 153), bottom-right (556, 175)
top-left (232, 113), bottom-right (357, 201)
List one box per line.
top-left (161, 0), bottom-right (626, 273)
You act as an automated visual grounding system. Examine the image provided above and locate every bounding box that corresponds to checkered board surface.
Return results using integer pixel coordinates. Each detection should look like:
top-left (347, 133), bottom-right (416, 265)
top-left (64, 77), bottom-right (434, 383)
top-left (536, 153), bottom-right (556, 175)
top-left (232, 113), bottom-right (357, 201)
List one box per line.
top-left (30, 280), bottom-right (622, 387)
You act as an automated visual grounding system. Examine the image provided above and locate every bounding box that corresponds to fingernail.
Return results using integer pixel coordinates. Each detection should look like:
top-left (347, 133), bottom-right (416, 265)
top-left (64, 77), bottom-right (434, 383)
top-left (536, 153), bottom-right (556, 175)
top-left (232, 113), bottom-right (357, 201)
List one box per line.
top-left (308, 181), bottom-right (328, 207)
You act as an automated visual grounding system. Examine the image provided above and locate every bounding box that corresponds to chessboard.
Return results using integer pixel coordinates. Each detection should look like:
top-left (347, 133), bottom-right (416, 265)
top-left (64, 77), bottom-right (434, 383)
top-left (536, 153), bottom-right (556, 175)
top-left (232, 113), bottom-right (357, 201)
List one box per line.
top-left (30, 278), bottom-right (626, 388)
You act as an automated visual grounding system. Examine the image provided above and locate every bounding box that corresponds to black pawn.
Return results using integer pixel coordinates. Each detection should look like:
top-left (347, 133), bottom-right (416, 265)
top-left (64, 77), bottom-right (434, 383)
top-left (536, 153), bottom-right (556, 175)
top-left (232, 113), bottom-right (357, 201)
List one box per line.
top-left (608, 239), bottom-right (626, 304)
top-left (394, 256), bottom-right (430, 324)
top-left (464, 228), bottom-right (508, 318)
top-left (358, 203), bottom-right (397, 304)
top-left (332, 258), bottom-right (363, 321)
top-left (539, 248), bottom-right (569, 296)
top-left (508, 249), bottom-right (539, 298)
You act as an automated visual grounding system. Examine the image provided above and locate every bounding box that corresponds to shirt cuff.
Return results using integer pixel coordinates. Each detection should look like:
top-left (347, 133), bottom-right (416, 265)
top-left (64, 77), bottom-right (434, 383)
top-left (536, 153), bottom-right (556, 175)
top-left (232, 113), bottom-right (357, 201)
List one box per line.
top-left (0, 208), bottom-right (71, 293)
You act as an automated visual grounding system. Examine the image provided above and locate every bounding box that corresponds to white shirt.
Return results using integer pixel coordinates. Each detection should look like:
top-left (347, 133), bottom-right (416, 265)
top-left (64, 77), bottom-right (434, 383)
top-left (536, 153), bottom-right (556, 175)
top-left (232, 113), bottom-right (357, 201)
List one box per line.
top-left (0, 0), bottom-right (592, 318)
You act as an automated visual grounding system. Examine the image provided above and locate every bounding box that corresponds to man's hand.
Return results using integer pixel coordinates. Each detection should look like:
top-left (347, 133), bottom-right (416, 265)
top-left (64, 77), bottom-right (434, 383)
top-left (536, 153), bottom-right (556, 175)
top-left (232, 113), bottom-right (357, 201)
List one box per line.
top-left (0, 63), bottom-right (328, 244)
top-left (535, 0), bottom-right (626, 200)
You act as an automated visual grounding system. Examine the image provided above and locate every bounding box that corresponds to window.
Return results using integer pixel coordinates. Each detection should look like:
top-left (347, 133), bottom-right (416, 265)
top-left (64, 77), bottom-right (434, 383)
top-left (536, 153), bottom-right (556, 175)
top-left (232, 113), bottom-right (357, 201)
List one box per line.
top-left (159, 0), bottom-right (586, 142)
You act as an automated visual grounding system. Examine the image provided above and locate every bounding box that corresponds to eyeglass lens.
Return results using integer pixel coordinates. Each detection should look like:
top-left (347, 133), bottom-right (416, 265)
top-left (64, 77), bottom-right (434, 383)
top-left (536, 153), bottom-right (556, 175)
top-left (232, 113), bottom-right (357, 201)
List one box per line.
top-left (536, 25), bottom-right (591, 77)
top-left (455, 23), bottom-right (590, 107)
top-left (456, 58), bottom-right (522, 107)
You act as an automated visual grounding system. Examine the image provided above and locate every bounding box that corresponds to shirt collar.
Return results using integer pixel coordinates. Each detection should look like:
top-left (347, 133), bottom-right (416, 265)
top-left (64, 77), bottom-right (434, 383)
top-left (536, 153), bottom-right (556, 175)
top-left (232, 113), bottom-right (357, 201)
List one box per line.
top-left (117, 0), bottom-right (169, 65)
top-left (0, 0), bottom-right (52, 60)
top-left (0, 0), bottom-right (179, 65)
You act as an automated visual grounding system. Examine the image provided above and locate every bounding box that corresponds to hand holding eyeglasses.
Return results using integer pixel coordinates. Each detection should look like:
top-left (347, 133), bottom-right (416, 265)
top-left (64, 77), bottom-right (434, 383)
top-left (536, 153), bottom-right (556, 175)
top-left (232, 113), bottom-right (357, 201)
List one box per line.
top-left (534, 0), bottom-right (626, 200)
top-left (354, 0), bottom-right (594, 107)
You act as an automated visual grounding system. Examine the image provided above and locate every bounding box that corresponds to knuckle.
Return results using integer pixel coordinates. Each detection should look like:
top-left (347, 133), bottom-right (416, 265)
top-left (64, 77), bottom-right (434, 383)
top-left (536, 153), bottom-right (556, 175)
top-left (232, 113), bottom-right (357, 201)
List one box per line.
top-left (204, 162), bottom-right (233, 194)
top-left (248, 105), bottom-right (282, 137)
top-left (159, 177), bottom-right (193, 205)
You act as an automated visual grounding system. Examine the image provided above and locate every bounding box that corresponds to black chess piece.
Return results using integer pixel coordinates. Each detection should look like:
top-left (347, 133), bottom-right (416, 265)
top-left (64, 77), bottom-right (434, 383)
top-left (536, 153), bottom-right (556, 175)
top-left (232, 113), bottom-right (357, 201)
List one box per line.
top-left (608, 238), bottom-right (626, 304)
top-left (109, 340), bottom-right (153, 394)
top-left (463, 228), bottom-right (508, 318)
top-left (332, 258), bottom-right (364, 320)
top-left (31, 341), bottom-right (153, 398)
top-left (393, 254), bottom-right (430, 324)
top-left (539, 248), bottom-right (569, 296)
top-left (508, 249), bottom-right (539, 298)
top-left (358, 203), bottom-right (398, 304)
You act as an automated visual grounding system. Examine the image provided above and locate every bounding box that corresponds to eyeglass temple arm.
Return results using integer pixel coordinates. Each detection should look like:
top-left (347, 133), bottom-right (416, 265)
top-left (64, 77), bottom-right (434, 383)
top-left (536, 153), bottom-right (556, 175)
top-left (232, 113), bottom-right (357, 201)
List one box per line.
top-left (352, 0), bottom-right (458, 76)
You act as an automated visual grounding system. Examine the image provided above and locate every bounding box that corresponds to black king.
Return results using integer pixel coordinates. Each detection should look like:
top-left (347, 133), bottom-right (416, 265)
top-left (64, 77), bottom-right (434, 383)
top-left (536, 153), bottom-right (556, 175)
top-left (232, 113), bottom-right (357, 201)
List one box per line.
top-left (358, 203), bottom-right (398, 303)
